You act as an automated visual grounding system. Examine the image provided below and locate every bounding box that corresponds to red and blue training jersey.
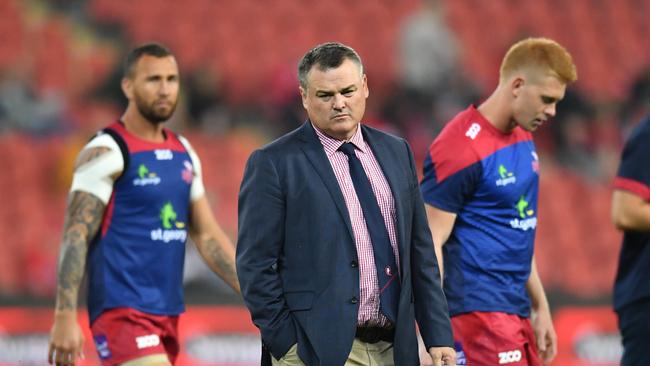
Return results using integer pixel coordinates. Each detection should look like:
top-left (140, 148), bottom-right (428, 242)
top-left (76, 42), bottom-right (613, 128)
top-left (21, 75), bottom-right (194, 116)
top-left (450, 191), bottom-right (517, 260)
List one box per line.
top-left (420, 106), bottom-right (540, 317)
top-left (612, 116), bottom-right (650, 312)
top-left (87, 122), bottom-right (195, 323)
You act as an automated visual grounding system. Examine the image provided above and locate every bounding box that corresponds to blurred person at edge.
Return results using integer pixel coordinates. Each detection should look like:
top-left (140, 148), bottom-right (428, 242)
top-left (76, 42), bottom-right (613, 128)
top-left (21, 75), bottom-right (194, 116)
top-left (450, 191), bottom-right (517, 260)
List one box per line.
top-left (398, 0), bottom-right (460, 103)
top-left (420, 38), bottom-right (577, 366)
top-left (611, 114), bottom-right (650, 366)
top-left (47, 43), bottom-right (240, 366)
top-left (236, 42), bottom-right (455, 366)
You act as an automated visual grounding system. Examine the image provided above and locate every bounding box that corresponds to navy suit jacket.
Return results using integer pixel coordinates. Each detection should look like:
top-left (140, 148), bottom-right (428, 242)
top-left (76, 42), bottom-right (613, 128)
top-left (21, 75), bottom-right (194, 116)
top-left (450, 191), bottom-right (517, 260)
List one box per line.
top-left (236, 122), bottom-right (453, 365)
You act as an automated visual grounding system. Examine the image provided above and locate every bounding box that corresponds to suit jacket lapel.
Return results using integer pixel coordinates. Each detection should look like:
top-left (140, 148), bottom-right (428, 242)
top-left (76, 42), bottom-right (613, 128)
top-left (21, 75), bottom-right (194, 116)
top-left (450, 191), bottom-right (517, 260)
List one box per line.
top-left (298, 122), bottom-right (355, 242)
top-left (362, 126), bottom-right (408, 272)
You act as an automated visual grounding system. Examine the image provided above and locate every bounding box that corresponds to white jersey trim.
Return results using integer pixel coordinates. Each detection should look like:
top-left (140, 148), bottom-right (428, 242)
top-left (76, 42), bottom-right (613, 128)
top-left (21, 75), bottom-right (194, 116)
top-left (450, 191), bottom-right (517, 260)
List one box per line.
top-left (177, 135), bottom-right (206, 202)
top-left (69, 133), bottom-right (123, 204)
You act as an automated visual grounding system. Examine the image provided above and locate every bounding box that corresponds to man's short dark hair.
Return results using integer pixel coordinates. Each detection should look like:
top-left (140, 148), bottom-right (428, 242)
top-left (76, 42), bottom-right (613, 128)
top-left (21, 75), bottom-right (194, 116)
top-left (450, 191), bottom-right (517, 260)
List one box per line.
top-left (298, 42), bottom-right (363, 89)
top-left (123, 42), bottom-right (173, 78)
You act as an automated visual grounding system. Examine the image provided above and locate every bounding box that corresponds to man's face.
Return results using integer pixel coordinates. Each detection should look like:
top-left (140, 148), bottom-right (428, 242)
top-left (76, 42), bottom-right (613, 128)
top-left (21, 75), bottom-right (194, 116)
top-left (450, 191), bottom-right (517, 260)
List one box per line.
top-left (299, 58), bottom-right (369, 141)
top-left (511, 72), bottom-right (566, 132)
top-left (124, 55), bottom-right (179, 123)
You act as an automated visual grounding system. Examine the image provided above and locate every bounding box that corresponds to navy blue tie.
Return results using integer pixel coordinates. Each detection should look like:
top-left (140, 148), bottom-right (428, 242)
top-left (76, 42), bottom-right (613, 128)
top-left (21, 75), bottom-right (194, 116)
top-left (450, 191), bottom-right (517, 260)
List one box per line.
top-left (339, 142), bottom-right (400, 323)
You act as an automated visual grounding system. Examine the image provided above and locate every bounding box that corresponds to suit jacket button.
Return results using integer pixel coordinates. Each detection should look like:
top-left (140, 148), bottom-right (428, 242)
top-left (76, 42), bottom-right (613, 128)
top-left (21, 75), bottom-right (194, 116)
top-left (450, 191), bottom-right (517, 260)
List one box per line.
top-left (350, 296), bottom-right (358, 304)
top-left (350, 260), bottom-right (358, 268)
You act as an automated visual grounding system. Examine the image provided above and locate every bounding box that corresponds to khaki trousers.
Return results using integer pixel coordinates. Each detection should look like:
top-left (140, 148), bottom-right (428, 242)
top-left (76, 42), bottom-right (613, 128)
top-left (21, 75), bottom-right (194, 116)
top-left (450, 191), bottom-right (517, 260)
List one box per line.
top-left (272, 339), bottom-right (394, 366)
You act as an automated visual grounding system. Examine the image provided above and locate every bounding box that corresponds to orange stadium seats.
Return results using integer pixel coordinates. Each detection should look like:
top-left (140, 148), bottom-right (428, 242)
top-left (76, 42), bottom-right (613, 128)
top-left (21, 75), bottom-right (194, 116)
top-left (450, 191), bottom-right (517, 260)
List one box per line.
top-left (81, 0), bottom-right (650, 102)
top-left (536, 166), bottom-right (621, 296)
top-left (0, 0), bottom-right (25, 71)
top-left (82, 0), bottom-right (649, 101)
top-left (0, 0), bottom-right (648, 301)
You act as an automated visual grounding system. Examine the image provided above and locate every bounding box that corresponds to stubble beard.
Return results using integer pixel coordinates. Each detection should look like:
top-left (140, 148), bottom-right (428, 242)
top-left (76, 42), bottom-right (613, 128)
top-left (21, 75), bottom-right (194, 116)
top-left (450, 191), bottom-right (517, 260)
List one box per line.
top-left (135, 94), bottom-right (177, 124)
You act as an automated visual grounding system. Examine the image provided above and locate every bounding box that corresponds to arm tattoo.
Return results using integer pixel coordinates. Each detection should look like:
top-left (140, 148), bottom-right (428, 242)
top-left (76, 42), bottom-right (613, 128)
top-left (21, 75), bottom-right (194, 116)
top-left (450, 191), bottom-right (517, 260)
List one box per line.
top-left (204, 238), bottom-right (240, 292)
top-left (55, 190), bottom-right (106, 311)
top-left (74, 147), bottom-right (111, 170)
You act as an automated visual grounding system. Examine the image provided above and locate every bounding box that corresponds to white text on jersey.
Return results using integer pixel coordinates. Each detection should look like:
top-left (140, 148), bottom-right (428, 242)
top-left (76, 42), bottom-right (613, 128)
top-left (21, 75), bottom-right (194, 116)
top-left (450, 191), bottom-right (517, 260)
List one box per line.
top-left (465, 123), bottom-right (481, 140)
top-left (155, 149), bottom-right (173, 160)
top-left (136, 334), bottom-right (161, 349)
top-left (498, 350), bottom-right (523, 364)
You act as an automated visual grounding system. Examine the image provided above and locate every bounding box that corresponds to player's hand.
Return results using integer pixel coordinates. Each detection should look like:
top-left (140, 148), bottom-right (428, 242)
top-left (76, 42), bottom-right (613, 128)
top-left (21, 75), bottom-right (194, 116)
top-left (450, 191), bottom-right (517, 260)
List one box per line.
top-left (428, 346), bottom-right (456, 366)
top-left (531, 306), bottom-right (557, 364)
top-left (48, 311), bottom-right (85, 366)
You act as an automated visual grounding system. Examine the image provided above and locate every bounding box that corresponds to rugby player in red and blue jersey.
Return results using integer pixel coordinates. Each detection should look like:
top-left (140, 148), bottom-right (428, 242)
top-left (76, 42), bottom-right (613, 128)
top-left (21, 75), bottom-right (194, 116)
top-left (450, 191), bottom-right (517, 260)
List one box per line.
top-left (47, 43), bottom-right (240, 366)
top-left (420, 38), bottom-right (577, 366)
top-left (611, 115), bottom-right (650, 366)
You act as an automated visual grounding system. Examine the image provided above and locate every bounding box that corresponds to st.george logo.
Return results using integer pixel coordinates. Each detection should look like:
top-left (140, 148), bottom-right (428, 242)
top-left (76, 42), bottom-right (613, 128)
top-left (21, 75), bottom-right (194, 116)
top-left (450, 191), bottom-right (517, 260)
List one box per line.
top-left (516, 196), bottom-right (534, 219)
top-left (133, 164), bottom-right (161, 186)
top-left (150, 202), bottom-right (187, 243)
top-left (496, 164), bottom-right (516, 187)
top-left (510, 196), bottom-right (537, 231)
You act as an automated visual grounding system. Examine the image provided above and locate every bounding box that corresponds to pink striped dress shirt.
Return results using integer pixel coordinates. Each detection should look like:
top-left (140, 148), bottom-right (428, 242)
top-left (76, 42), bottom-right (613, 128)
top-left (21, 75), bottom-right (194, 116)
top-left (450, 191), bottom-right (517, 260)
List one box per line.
top-left (313, 123), bottom-right (400, 327)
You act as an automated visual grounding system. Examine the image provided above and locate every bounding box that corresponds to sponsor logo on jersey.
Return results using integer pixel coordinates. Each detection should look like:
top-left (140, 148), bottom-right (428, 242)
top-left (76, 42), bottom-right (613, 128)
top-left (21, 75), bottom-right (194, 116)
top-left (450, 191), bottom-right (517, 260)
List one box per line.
top-left (496, 164), bottom-right (517, 187)
top-left (510, 196), bottom-right (537, 231)
top-left (133, 164), bottom-right (161, 186)
top-left (454, 341), bottom-right (468, 365)
top-left (151, 202), bottom-right (187, 243)
top-left (498, 349), bottom-right (523, 364)
top-left (135, 334), bottom-right (161, 349)
top-left (93, 335), bottom-right (112, 360)
top-left (182, 160), bottom-right (194, 184)
top-left (465, 122), bottom-right (481, 140)
top-left (531, 151), bottom-right (539, 173)
top-left (155, 149), bottom-right (173, 160)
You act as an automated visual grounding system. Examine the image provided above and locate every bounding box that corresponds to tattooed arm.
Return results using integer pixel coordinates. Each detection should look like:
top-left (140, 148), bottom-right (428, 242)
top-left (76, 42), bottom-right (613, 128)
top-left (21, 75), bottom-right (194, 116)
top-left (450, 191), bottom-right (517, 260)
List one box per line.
top-left (189, 196), bottom-right (240, 294)
top-left (48, 146), bottom-right (116, 366)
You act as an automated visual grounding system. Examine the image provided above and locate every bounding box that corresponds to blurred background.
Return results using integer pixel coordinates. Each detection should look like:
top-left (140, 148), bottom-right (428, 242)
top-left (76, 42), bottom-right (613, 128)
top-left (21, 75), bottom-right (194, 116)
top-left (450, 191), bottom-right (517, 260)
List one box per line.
top-left (0, 0), bottom-right (648, 364)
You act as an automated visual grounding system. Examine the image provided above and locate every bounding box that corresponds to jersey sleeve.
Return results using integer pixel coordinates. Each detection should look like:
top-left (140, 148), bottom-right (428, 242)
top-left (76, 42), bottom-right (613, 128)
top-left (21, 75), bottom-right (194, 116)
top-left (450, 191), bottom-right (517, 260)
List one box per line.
top-left (178, 135), bottom-right (206, 202)
top-left (69, 133), bottom-right (124, 204)
top-left (613, 119), bottom-right (650, 201)
top-left (420, 144), bottom-right (483, 213)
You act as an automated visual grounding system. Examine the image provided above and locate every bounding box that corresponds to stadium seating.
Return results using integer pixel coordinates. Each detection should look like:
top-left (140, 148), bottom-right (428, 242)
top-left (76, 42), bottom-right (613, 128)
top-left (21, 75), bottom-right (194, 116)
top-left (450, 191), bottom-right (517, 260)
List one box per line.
top-left (0, 0), bottom-right (647, 302)
top-left (0, 0), bottom-right (25, 71)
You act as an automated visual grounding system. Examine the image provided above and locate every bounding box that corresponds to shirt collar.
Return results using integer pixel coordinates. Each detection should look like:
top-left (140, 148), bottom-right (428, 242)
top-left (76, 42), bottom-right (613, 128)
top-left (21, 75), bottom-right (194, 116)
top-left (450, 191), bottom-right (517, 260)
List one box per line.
top-left (312, 122), bottom-right (366, 157)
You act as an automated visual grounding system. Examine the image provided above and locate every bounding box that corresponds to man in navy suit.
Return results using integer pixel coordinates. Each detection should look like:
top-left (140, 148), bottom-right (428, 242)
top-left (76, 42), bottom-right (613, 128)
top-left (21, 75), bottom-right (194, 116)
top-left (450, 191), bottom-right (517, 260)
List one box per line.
top-left (236, 42), bottom-right (454, 366)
